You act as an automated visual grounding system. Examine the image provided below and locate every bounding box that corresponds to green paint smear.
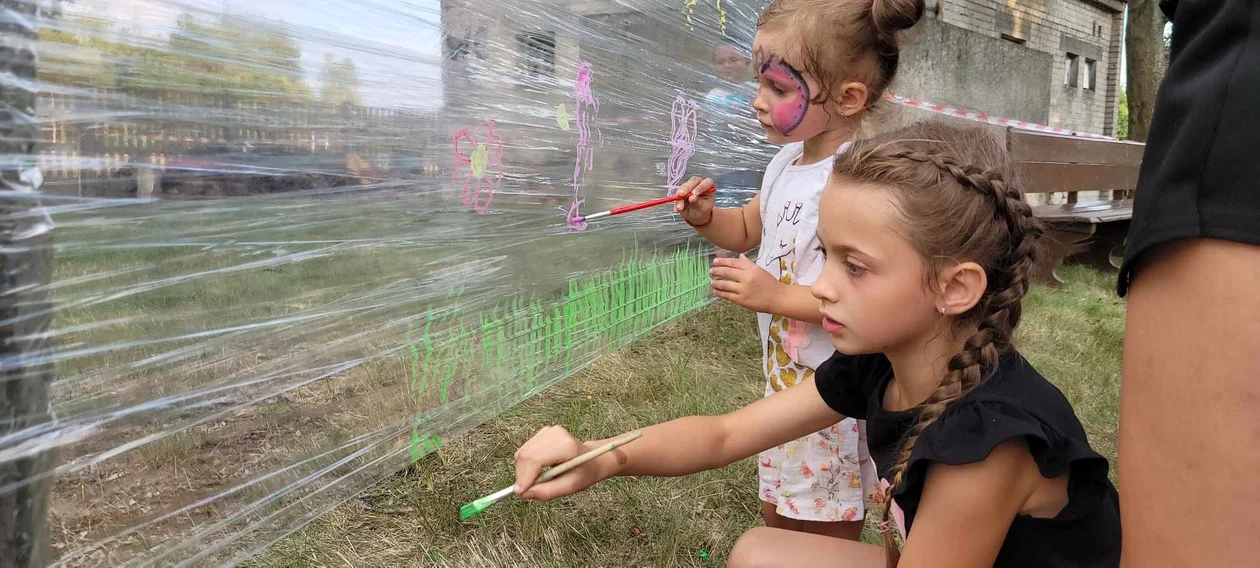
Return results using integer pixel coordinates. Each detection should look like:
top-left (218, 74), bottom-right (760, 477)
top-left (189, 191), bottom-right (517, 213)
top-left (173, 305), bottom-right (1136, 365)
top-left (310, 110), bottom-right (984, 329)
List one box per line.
top-left (409, 429), bottom-right (444, 464)
top-left (404, 246), bottom-right (712, 460)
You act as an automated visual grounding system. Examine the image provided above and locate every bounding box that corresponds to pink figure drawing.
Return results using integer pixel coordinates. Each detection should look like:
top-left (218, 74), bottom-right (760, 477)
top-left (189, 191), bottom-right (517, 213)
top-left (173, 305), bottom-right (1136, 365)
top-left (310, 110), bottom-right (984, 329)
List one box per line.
top-left (567, 61), bottom-right (600, 230)
top-left (453, 120), bottom-right (504, 213)
top-left (666, 95), bottom-right (699, 195)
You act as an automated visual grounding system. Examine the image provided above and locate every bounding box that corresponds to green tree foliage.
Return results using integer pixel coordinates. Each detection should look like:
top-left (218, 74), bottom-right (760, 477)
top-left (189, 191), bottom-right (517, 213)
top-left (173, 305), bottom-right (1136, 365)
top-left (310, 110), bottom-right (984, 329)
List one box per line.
top-left (1117, 89), bottom-right (1129, 140)
top-left (40, 12), bottom-right (313, 105)
top-left (38, 19), bottom-right (165, 91)
top-left (166, 13), bottom-right (311, 103)
top-left (318, 53), bottom-right (362, 108)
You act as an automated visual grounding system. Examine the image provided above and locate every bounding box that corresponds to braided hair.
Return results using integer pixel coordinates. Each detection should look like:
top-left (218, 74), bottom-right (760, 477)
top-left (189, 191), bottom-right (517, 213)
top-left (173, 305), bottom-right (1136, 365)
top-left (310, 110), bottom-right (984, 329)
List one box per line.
top-left (829, 122), bottom-right (1045, 566)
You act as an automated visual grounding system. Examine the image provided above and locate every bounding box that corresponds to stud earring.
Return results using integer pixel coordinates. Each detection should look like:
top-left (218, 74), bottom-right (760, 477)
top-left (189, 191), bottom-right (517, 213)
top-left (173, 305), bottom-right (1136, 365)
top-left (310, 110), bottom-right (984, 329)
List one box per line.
top-left (938, 306), bottom-right (946, 315)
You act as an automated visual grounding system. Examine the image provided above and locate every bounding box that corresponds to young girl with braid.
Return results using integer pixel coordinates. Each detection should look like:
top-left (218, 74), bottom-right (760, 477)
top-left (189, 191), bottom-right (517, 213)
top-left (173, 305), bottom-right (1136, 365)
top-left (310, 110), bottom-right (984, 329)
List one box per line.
top-left (511, 122), bottom-right (1122, 567)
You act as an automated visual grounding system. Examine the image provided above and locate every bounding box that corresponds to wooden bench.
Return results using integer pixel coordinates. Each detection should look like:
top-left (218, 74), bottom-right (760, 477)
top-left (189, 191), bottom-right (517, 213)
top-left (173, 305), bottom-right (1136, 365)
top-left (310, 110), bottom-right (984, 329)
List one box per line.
top-left (1007, 128), bottom-right (1146, 283)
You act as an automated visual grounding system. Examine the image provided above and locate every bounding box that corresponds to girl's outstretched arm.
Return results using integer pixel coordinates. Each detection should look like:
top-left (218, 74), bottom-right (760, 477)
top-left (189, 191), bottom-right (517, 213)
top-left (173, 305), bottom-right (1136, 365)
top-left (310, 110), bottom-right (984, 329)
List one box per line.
top-left (513, 377), bottom-right (842, 501)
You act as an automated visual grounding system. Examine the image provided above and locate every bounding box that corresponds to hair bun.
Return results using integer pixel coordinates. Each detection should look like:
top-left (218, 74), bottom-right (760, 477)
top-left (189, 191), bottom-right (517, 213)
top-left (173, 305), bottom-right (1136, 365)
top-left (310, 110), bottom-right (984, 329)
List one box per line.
top-left (871, 0), bottom-right (924, 42)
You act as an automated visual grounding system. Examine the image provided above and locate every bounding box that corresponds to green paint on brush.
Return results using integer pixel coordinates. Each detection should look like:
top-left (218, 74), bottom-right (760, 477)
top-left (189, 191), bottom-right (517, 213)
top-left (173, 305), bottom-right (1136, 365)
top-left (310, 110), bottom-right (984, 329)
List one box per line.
top-left (459, 484), bottom-right (515, 520)
top-left (458, 494), bottom-right (495, 520)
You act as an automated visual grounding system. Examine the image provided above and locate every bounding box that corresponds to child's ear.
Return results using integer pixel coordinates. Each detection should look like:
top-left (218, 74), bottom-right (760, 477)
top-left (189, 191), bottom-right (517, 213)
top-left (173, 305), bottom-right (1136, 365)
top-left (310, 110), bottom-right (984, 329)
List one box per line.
top-left (836, 81), bottom-right (870, 117)
top-left (937, 262), bottom-right (987, 316)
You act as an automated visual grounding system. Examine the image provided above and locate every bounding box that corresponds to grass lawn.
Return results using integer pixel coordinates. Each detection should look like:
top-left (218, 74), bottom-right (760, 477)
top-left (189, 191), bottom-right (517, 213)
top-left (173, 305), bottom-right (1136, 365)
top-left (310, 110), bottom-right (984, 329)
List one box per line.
top-left (258, 264), bottom-right (1125, 567)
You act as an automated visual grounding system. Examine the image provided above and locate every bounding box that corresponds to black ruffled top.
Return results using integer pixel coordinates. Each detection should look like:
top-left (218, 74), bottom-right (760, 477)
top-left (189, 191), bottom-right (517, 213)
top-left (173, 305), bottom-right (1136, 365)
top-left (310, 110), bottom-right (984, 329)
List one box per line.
top-left (815, 350), bottom-right (1121, 567)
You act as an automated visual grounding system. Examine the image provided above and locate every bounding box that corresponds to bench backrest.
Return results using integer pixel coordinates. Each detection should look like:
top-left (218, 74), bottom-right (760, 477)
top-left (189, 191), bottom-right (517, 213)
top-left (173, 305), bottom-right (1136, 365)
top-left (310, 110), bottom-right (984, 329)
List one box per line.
top-left (1007, 129), bottom-right (1145, 202)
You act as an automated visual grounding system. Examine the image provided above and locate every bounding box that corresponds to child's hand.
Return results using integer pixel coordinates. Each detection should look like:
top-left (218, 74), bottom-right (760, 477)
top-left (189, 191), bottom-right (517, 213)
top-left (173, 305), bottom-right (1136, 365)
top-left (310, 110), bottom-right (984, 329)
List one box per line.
top-left (513, 425), bottom-right (606, 501)
top-left (710, 254), bottom-right (782, 313)
top-left (674, 176), bottom-right (716, 227)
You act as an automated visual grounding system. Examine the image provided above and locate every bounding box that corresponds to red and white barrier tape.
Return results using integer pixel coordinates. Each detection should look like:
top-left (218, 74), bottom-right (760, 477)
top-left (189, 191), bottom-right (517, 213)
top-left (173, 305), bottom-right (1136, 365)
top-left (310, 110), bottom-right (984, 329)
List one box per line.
top-left (884, 92), bottom-right (1116, 141)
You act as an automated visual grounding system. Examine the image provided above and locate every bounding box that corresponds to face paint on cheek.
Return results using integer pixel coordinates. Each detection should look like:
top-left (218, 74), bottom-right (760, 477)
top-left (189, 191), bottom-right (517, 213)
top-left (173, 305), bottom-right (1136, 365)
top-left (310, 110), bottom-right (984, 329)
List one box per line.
top-left (758, 56), bottom-right (810, 134)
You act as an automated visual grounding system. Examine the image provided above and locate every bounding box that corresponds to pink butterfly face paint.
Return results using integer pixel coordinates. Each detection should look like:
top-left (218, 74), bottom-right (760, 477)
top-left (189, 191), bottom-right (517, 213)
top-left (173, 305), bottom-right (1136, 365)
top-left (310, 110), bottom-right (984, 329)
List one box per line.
top-left (757, 55), bottom-right (810, 135)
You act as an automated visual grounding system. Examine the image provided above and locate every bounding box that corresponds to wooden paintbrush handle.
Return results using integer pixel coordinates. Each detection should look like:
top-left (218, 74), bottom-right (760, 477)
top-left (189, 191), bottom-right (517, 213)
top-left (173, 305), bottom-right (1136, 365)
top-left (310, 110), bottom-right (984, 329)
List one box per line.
top-left (536, 430), bottom-right (643, 483)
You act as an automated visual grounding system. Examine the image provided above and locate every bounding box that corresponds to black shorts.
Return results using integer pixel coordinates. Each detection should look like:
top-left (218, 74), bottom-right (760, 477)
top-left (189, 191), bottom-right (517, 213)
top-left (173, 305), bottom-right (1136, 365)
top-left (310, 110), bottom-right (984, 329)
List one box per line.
top-left (1118, 0), bottom-right (1260, 296)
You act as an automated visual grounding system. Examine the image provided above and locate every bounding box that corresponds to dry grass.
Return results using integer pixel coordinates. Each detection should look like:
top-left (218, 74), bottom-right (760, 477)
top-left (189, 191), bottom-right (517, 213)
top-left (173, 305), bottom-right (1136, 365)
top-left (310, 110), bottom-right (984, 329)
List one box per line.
top-left (256, 264), bottom-right (1125, 567)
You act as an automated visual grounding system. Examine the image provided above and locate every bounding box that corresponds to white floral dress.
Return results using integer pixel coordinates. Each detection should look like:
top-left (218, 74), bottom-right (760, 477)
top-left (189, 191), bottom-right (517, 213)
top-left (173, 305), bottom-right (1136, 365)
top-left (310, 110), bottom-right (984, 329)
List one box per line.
top-left (755, 142), bottom-right (878, 521)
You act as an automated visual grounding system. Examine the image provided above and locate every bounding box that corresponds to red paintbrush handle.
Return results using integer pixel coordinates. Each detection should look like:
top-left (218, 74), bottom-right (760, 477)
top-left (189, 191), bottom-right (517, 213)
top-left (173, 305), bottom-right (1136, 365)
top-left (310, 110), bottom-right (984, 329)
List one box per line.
top-left (606, 186), bottom-right (718, 216)
top-left (607, 194), bottom-right (683, 215)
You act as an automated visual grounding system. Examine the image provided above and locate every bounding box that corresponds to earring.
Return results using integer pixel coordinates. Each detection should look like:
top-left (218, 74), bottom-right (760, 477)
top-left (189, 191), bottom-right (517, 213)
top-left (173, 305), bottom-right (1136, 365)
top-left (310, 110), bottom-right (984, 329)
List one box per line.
top-left (938, 306), bottom-right (946, 315)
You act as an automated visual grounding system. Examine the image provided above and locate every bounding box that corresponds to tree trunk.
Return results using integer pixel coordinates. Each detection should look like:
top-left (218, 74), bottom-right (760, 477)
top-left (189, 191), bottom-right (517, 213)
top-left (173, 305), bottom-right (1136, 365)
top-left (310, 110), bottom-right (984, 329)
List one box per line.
top-left (0, 1), bottom-right (57, 567)
top-left (1126, 0), bottom-right (1162, 141)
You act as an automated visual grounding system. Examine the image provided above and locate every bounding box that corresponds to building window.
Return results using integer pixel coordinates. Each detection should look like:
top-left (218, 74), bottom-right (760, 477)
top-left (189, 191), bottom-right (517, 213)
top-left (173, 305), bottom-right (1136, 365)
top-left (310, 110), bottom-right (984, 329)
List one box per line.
top-left (516, 32), bottom-right (556, 78)
top-left (1064, 53), bottom-right (1080, 87)
top-left (1084, 59), bottom-right (1097, 90)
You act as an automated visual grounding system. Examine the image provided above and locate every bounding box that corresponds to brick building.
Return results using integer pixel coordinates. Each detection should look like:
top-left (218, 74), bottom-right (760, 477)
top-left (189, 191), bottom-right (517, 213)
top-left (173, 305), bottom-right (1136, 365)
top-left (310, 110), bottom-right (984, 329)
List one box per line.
top-left (439, 0), bottom-right (1126, 142)
top-left (925, 0), bottom-right (1126, 135)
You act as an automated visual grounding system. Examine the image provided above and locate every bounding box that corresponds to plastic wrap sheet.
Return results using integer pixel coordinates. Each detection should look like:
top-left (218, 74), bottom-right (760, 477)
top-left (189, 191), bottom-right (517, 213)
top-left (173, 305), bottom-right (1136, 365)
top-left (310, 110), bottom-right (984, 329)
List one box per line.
top-left (1, 0), bottom-right (779, 564)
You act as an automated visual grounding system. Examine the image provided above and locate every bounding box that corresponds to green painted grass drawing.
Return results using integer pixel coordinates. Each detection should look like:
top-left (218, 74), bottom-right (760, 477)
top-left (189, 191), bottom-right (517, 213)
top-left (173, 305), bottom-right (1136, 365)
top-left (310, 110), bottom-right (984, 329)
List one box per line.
top-left (401, 246), bottom-right (712, 461)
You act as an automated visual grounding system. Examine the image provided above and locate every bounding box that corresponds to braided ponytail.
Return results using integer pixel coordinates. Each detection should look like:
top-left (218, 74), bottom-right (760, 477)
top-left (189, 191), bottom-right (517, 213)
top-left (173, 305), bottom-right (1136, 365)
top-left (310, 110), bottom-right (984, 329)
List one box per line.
top-left (830, 122), bottom-right (1044, 566)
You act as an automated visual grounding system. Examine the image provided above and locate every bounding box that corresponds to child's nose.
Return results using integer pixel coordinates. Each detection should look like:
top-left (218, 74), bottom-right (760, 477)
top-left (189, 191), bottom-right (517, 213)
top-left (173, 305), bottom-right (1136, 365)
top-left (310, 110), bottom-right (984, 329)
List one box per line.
top-left (811, 271), bottom-right (843, 301)
top-left (752, 91), bottom-right (770, 113)
top-left (810, 280), bottom-right (829, 301)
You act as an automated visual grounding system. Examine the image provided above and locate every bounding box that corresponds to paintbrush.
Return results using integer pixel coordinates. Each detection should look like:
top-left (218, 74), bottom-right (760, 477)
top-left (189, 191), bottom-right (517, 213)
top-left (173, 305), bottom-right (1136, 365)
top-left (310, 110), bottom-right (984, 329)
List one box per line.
top-left (571, 185), bottom-right (717, 223)
top-left (459, 430), bottom-right (643, 520)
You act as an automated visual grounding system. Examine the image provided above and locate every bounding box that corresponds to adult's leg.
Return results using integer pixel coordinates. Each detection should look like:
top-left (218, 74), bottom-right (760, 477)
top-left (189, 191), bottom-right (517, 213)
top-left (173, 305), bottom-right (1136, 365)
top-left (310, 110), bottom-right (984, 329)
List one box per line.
top-left (1119, 238), bottom-right (1260, 567)
top-left (729, 526), bottom-right (885, 568)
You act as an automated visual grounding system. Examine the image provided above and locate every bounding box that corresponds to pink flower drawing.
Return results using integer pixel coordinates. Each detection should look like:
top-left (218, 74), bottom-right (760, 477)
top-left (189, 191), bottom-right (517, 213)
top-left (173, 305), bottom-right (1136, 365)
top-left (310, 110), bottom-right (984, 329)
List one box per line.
top-left (452, 120), bottom-right (503, 213)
